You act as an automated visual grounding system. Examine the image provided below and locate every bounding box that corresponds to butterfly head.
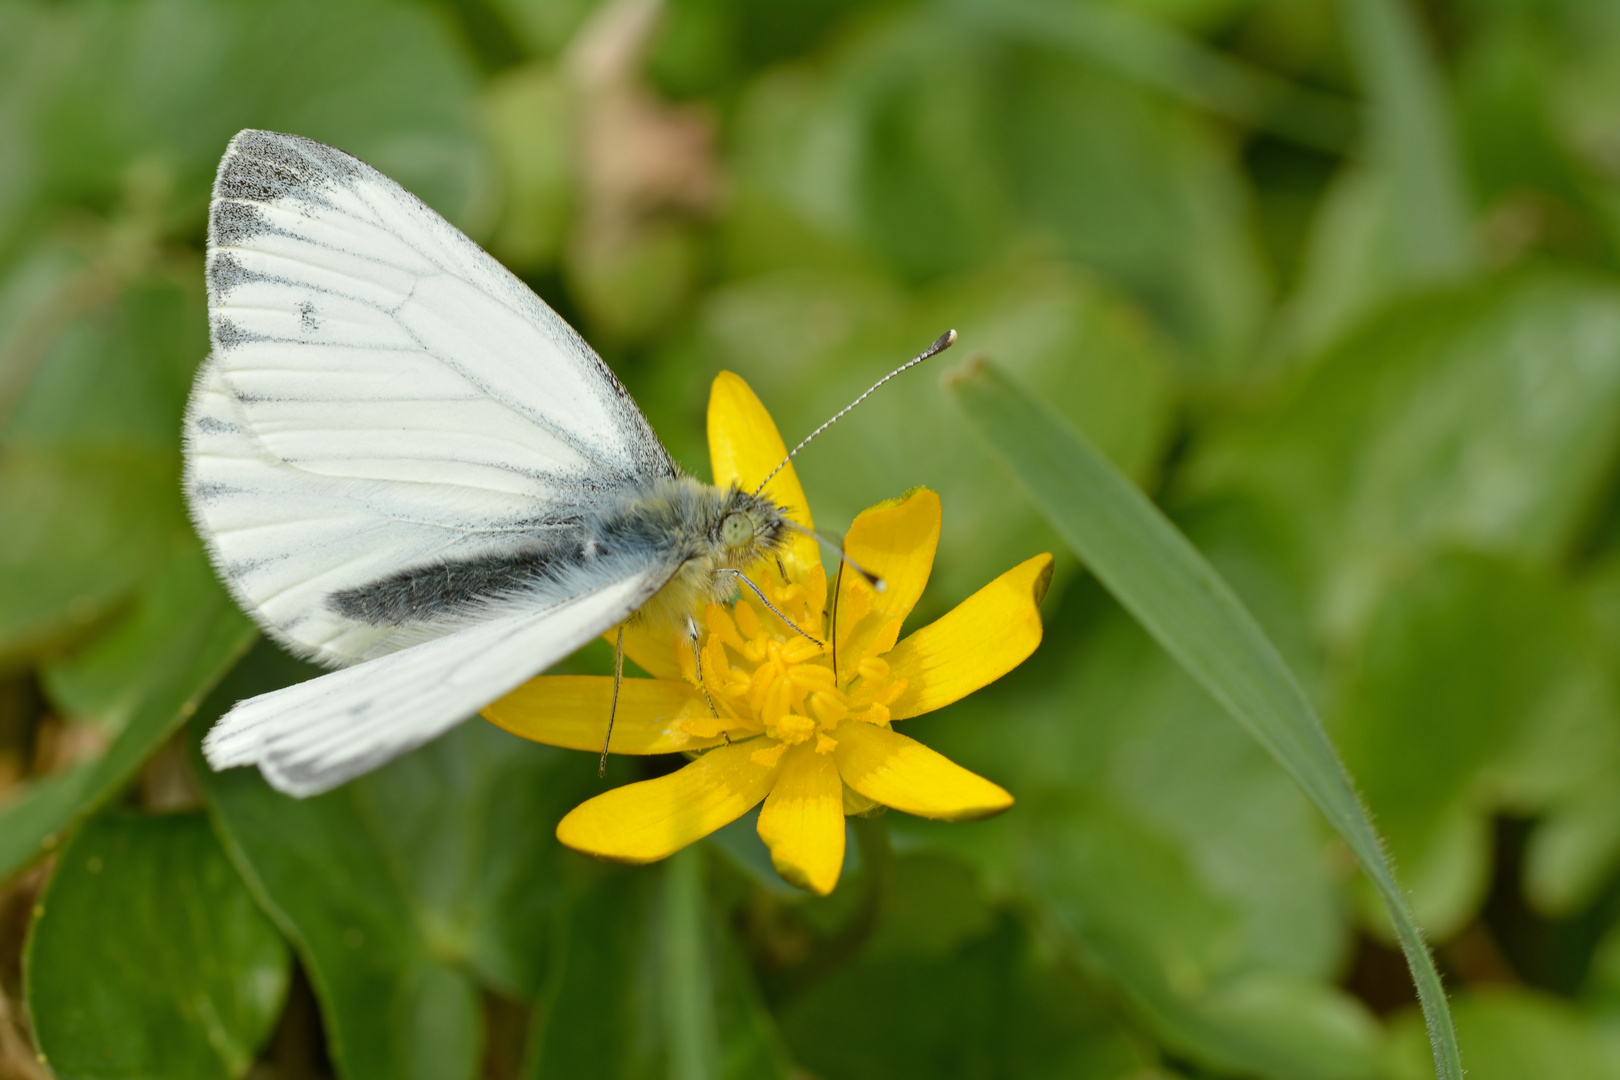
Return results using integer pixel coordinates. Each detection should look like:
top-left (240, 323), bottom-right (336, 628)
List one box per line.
top-left (711, 485), bottom-right (787, 569)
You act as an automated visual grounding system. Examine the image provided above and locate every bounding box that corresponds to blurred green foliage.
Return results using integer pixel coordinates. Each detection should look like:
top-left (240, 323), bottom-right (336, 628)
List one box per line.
top-left (6, 0), bottom-right (1620, 1076)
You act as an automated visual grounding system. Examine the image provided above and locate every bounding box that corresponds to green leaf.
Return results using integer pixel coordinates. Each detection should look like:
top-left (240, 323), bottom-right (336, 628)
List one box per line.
top-left (779, 903), bottom-right (1159, 1080)
top-left (524, 850), bottom-right (793, 1080)
top-left (0, 236), bottom-right (93, 422)
top-left (1453, 10), bottom-right (1590, 228)
top-left (194, 642), bottom-right (607, 1080)
top-left (1195, 271), bottom-right (1620, 644)
top-left (0, 446), bottom-right (183, 660)
top-left (0, 542), bottom-right (255, 881)
top-left (1551, 17), bottom-right (1620, 263)
top-left (1336, 552), bottom-right (1597, 937)
top-left (24, 810), bottom-right (289, 1080)
top-left (1282, 0), bottom-right (1477, 356)
top-left (987, 51), bottom-right (1271, 374)
top-left (5, 0), bottom-right (488, 243)
top-left (1525, 554), bottom-right (1620, 916)
top-left (3, 275), bottom-right (206, 450)
top-left (40, 542), bottom-right (241, 734)
top-left (1341, 0), bottom-right (1476, 278)
top-left (946, 358), bottom-right (1462, 1079)
top-left (724, 8), bottom-right (1268, 368)
top-left (0, 269), bottom-right (206, 661)
top-left (948, 0), bottom-right (1356, 153)
top-left (481, 64), bottom-right (577, 272)
top-left (1025, 795), bottom-right (1367, 1076)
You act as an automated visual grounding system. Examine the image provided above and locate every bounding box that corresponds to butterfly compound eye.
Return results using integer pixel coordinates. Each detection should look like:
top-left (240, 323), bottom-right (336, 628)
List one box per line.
top-left (721, 512), bottom-right (755, 549)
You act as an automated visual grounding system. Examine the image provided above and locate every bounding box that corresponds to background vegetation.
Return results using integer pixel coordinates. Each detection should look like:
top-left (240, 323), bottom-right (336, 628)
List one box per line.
top-left (4, 0), bottom-right (1620, 1076)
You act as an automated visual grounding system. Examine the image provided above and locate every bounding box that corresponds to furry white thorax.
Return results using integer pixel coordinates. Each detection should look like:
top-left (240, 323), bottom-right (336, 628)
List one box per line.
top-left (598, 475), bottom-right (789, 636)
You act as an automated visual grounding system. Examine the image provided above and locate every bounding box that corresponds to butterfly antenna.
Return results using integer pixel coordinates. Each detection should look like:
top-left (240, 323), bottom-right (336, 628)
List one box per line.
top-left (719, 569), bottom-right (824, 647)
top-left (752, 329), bottom-right (957, 499)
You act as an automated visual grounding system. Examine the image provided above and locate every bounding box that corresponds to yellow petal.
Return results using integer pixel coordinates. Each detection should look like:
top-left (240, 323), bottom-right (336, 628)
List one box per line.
top-left (483, 677), bottom-right (723, 754)
top-left (843, 487), bottom-right (940, 629)
top-left (757, 743), bottom-right (846, 895)
top-left (707, 371), bottom-right (819, 578)
top-left (556, 741), bottom-right (781, 863)
top-left (832, 722), bottom-right (1013, 821)
top-left (884, 553), bottom-right (1054, 720)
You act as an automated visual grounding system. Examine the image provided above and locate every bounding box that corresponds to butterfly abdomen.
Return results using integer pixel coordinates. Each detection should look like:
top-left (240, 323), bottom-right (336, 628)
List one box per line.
top-left (328, 545), bottom-right (580, 626)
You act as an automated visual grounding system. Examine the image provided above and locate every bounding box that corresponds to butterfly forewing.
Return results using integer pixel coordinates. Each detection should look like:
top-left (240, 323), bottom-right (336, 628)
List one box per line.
top-left (186, 130), bottom-right (689, 795)
top-left (189, 130), bottom-right (678, 665)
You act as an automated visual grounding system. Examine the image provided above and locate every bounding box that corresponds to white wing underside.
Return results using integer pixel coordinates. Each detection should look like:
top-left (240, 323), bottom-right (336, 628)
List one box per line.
top-left (189, 129), bottom-right (674, 666)
top-left (203, 568), bottom-right (670, 797)
top-left (184, 130), bottom-right (683, 794)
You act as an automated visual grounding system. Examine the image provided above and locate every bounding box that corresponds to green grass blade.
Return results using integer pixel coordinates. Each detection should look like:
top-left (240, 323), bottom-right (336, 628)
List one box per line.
top-left (947, 359), bottom-right (1462, 1080)
top-left (663, 849), bottom-right (722, 1080)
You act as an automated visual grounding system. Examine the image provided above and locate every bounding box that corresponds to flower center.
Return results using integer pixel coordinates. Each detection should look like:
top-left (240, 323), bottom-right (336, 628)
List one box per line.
top-left (680, 561), bottom-right (909, 766)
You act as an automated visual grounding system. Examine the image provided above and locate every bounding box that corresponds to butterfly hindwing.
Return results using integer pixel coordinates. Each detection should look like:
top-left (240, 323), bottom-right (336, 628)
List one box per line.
top-left (203, 564), bottom-right (677, 797)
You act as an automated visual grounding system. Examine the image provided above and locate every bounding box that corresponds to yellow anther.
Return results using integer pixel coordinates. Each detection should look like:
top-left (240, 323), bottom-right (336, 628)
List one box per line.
top-left (784, 638), bottom-right (823, 665)
top-left (723, 669), bottom-right (752, 697)
top-left (706, 605), bottom-right (747, 652)
top-left (761, 679), bottom-right (793, 727)
top-left (816, 732), bottom-right (838, 755)
top-left (701, 642), bottom-right (730, 701)
top-left (748, 664), bottom-right (776, 710)
top-left (857, 656), bottom-right (890, 683)
top-left (787, 664), bottom-right (836, 691)
top-left (809, 692), bottom-right (848, 726)
top-left (775, 713), bottom-right (815, 739)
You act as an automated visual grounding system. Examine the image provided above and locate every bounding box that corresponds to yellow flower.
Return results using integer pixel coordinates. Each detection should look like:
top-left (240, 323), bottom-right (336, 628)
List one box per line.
top-left (483, 372), bottom-right (1053, 895)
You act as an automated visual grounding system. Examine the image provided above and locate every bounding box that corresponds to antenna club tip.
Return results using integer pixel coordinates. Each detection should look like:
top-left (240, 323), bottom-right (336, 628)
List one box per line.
top-left (930, 329), bottom-right (957, 355)
top-left (873, 577), bottom-right (888, 594)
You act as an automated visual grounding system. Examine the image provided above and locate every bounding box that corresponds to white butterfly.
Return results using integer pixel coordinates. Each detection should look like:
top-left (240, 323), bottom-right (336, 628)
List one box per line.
top-left (187, 130), bottom-right (951, 798)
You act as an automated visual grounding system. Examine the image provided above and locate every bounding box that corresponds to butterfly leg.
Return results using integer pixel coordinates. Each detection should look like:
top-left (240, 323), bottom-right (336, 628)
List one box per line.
top-left (599, 625), bottom-right (625, 778)
top-left (688, 615), bottom-right (722, 725)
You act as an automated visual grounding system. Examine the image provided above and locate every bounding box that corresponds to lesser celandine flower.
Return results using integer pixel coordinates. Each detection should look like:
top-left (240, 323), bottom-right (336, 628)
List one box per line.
top-left (483, 372), bottom-right (1053, 895)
